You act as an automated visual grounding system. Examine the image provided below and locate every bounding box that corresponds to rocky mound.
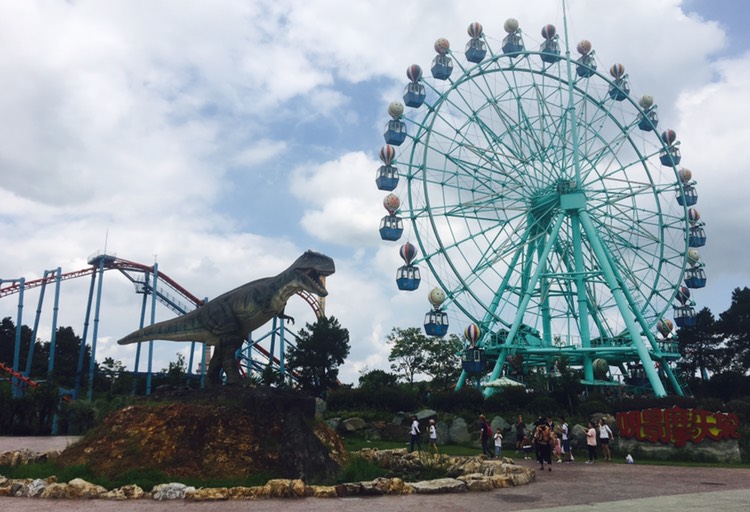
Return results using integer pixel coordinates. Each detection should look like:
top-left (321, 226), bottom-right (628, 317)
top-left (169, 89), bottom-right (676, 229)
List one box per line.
top-left (56, 387), bottom-right (347, 483)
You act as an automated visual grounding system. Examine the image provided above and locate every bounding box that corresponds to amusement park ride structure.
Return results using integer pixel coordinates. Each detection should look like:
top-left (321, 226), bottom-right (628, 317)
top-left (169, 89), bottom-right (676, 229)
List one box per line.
top-left (377, 9), bottom-right (707, 397)
top-left (0, 252), bottom-right (322, 400)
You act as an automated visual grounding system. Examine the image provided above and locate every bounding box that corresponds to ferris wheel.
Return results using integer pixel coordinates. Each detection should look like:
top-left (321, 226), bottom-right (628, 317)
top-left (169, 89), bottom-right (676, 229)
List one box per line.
top-left (376, 16), bottom-right (707, 397)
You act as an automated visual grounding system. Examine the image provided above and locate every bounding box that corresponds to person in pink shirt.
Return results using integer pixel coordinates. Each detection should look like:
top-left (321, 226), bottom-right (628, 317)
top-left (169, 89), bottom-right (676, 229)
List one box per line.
top-left (585, 421), bottom-right (598, 464)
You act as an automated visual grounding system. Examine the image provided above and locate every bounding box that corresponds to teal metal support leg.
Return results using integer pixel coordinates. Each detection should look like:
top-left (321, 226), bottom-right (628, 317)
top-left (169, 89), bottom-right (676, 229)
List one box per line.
top-left (484, 214), bottom-right (564, 396)
top-left (578, 211), bottom-right (667, 397)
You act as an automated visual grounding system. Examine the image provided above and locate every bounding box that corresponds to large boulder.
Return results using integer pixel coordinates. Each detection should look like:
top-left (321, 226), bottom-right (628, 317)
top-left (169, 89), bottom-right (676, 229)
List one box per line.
top-left (448, 417), bottom-right (472, 444)
top-left (491, 416), bottom-right (511, 435)
top-left (618, 438), bottom-right (741, 464)
top-left (341, 417), bottom-right (367, 432)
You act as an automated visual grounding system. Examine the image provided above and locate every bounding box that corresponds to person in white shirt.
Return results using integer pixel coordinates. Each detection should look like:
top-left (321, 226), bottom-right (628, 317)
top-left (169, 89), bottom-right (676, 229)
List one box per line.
top-left (493, 429), bottom-right (503, 458)
top-left (560, 416), bottom-right (573, 462)
top-left (429, 419), bottom-right (438, 454)
top-left (599, 418), bottom-right (614, 461)
top-left (409, 415), bottom-right (422, 452)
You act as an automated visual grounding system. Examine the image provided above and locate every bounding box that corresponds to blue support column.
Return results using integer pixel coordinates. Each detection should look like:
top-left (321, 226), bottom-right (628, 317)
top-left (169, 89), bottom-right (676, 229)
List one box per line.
top-left (146, 263), bottom-right (159, 396)
top-left (11, 278), bottom-right (25, 397)
top-left (74, 272), bottom-right (97, 400)
top-left (87, 258), bottom-right (107, 401)
top-left (47, 268), bottom-right (62, 376)
top-left (27, 273), bottom-right (48, 376)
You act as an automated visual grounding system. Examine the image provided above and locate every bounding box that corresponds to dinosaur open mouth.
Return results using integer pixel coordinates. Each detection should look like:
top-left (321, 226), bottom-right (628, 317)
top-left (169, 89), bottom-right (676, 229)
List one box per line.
top-left (303, 268), bottom-right (332, 296)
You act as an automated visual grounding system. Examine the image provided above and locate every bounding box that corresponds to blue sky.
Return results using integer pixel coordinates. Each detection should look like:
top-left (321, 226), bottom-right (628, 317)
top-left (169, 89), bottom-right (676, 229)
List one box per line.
top-left (1, 0), bottom-right (749, 385)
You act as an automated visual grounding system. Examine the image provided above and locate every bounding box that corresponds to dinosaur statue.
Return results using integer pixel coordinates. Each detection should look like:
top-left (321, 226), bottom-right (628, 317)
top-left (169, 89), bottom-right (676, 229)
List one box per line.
top-left (117, 250), bottom-right (335, 386)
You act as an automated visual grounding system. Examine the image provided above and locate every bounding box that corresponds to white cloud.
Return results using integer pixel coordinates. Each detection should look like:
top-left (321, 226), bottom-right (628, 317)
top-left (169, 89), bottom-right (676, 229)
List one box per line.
top-left (0, 0), bottom-right (747, 387)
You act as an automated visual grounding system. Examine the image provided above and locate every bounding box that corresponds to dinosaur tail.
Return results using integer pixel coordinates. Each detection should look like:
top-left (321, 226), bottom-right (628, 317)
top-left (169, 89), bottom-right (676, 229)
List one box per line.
top-left (117, 315), bottom-right (211, 345)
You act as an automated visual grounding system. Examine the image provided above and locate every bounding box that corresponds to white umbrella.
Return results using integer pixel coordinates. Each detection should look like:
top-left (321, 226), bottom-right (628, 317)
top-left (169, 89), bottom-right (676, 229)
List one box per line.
top-left (483, 376), bottom-right (525, 388)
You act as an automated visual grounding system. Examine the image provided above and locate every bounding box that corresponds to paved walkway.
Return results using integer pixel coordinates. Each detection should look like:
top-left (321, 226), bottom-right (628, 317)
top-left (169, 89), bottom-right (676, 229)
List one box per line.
top-left (1, 439), bottom-right (749, 511)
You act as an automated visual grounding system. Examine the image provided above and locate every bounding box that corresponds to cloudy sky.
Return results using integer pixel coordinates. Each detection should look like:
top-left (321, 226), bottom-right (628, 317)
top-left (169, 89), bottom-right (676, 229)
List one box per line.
top-left (1, 0), bottom-right (749, 385)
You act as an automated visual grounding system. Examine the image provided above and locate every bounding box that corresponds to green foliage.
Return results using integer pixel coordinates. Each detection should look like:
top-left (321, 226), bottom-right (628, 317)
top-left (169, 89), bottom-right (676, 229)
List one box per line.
top-left (327, 386), bottom-right (418, 413)
top-left (727, 398), bottom-right (750, 423)
top-left (286, 316), bottom-right (350, 398)
top-left (701, 372), bottom-right (750, 402)
top-left (717, 287), bottom-right (750, 372)
top-left (336, 455), bottom-right (388, 484)
top-left (421, 334), bottom-right (463, 391)
top-left (60, 399), bottom-right (97, 434)
top-left (429, 386), bottom-right (484, 416)
top-left (358, 368), bottom-right (399, 390)
top-left (677, 307), bottom-right (724, 379)
top-left (577, 398), bottom-right (609, 418)
top-left (160, 353), bottom-right (188, 386)
top-left (386, 327), bottom-right (463, 391)
top-left (526, 395), bottom-right (558, 417)
top-left (387, 327), bottom-right (427, 387)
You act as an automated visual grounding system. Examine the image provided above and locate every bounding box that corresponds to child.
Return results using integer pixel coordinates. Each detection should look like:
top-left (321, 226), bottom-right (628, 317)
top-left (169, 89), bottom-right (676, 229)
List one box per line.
top-left (428, 419), bottom-right (438, 454)
top-left (493, 428), bottom-right (503, 458)
top-left (522, 435), bottom-right (533, 460)
top-left (552, 434), bottom-right (562, 463)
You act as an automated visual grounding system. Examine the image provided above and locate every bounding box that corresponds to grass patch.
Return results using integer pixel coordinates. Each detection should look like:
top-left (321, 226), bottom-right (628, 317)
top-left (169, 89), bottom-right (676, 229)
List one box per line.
top-left (336, 455), bottom-right (389, 484)
top-left (343, 437), bottom-right (480, 457)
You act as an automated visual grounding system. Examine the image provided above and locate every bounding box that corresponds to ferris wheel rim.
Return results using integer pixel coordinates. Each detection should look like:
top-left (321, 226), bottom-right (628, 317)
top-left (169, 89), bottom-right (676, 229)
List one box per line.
top-left (396, 46), bottom-right (688, 338)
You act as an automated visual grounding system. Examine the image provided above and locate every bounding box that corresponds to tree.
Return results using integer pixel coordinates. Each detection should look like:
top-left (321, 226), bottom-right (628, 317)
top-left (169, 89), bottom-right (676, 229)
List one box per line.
top-left (0, 317), bottom-right (34, 371)
top-left (358, 368), bottom-right (399, 390)
top-left (387, 327), bottom-right (428, 388)
top-left (38, 326), bottom-right (90, 388)
top-left (100, 357), bottom-right (126, 393)
top-left (161, 352), bottom-right (187, 386)
top-left (677, 307), bottom-right (723, 379)
top-left (286, 316), bottom-right (350, 398)
top-left (717, 287), bottom-right (750, 373)
top-left (421, 333), bottom-right (463, 390)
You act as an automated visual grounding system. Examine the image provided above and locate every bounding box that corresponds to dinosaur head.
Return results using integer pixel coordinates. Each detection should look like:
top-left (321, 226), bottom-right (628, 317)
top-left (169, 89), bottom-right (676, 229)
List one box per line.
top-left (290, 250), bottom-right (335, 297)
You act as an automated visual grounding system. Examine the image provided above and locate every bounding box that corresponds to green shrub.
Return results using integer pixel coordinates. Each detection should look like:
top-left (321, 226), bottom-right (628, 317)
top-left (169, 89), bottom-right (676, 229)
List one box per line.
top-left (526, 395), bottom-right (558, 417)
top-left (336, 455), bottom-right (388, 483)
top-left (727, 398), bottom-right (750, 423)
top-left (429, 387), bottom-right (484, 415)
top-left (577, 399), bottom-right (608, 418)
top-left (327, 386), bottom-right (418, 413)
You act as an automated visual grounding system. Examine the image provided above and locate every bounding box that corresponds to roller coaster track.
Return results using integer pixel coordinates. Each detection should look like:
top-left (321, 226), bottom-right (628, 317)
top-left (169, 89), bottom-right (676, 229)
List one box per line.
top-left (0, 362), bottom-right (72, 401)
top-left (0, 252), bottom-right (324, 381)
top-left (0, 252), bottom-right (324, 318)
top-left (1, 253), bottom-right (204, 314)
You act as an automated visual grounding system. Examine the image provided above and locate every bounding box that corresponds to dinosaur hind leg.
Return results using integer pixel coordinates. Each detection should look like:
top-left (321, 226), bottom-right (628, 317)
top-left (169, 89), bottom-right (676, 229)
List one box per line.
top-left (206, 347), bottom-right (223, 387)
top-left (220, 338), bottom-right (245, 385)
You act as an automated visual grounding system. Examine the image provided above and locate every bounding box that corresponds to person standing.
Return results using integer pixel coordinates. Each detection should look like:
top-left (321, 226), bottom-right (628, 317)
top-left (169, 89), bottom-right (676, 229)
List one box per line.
top-left (479, 414), bottom-right (493, 457)
top-left (494, 428), bottom-right (504, 458)
top-left (560, 416), bottom-right (573, 462)
top-left (599, 418), bottom-right (614, 461)
top-left (515, 414), bottom-right (526, 452)
top-left (534, 421), bottom-right (553, 471)
top-left (552, 433), bottom-right (562, 463)
top-left (428, 419), bottom-right (439, 455)
top-left (409, 415), bottom-right (422, 452)
top-left (585, 421), bottom-right (597, 464)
